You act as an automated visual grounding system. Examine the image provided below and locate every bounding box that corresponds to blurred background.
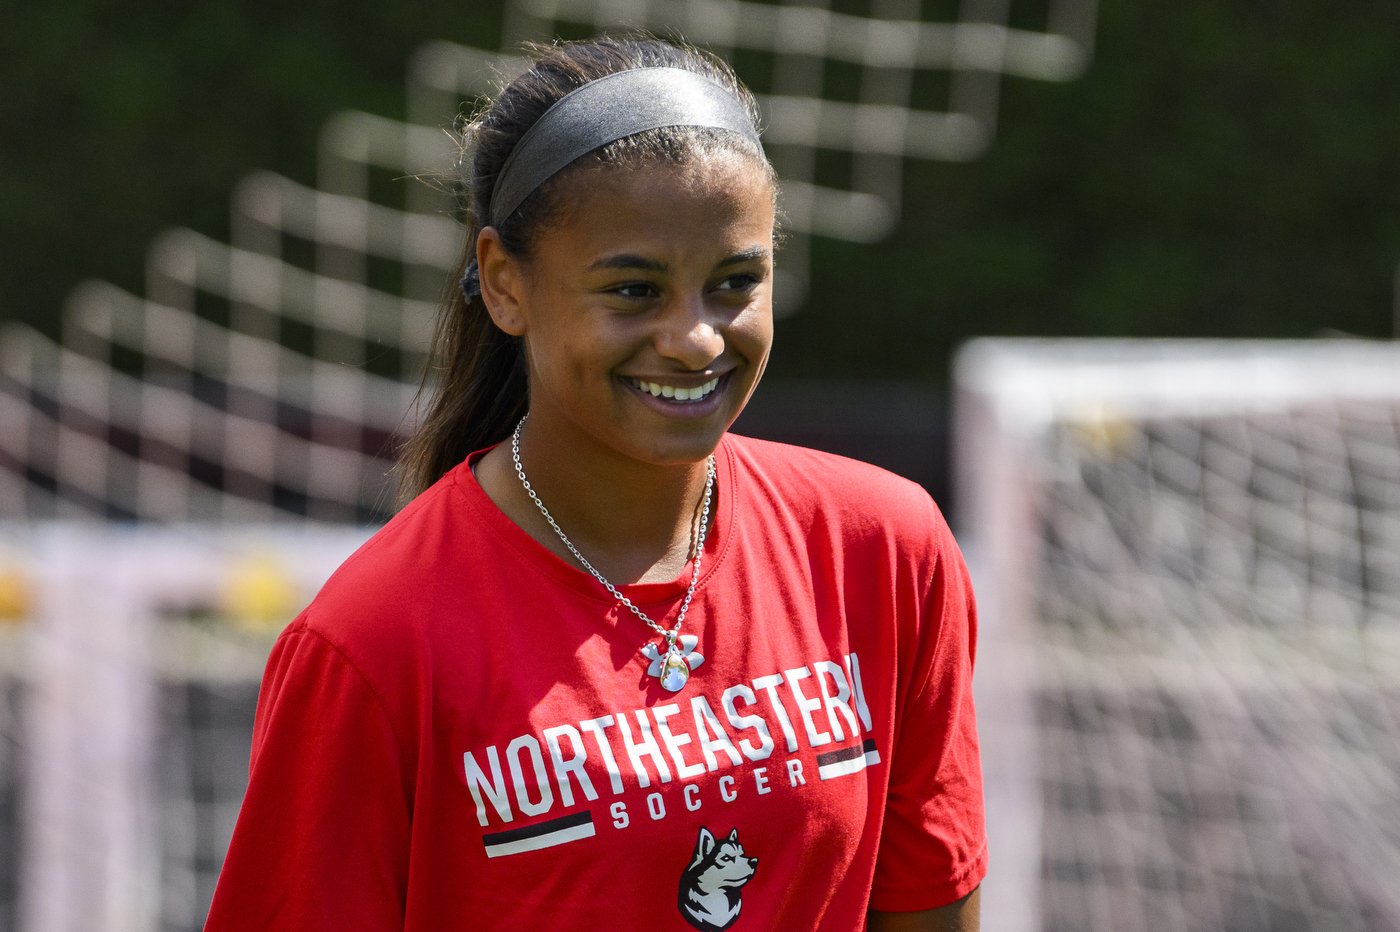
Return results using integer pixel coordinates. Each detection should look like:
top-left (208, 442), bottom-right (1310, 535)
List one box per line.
top-left (1, 0), bottom-right (1399, 930)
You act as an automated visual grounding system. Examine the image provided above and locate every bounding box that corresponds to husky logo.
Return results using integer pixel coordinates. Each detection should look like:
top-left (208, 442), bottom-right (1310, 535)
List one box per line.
top-left (677, 827), bottom-right (759, 931)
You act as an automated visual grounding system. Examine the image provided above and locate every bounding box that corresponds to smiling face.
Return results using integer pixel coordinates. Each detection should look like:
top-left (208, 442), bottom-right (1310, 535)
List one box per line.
top-left (479, 152), bottom-right (776, 468)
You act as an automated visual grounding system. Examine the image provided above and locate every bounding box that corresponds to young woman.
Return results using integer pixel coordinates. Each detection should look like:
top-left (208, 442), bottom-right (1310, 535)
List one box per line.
top-left (206, 37), bottom-right (985, 932)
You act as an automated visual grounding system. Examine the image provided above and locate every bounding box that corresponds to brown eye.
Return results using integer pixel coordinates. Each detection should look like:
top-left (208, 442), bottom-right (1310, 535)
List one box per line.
top-left (615, 282), bottom-right (656, 299)
top-left (714, 274), bottom-right (756, 292)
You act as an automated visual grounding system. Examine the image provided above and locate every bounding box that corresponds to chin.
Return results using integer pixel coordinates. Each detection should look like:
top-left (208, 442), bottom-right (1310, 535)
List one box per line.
top-left (634, 431), bottom-right (728, 467)
top-left (620, 414), bottom-right (735, 465)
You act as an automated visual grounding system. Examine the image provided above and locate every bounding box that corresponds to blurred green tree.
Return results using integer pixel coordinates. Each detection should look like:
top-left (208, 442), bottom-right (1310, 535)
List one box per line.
top-left (3, 0), bottom-right (1399, 387)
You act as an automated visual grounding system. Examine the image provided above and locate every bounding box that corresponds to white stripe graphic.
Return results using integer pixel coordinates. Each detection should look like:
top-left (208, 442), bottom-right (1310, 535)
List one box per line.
top-left (483, 821), bottom-right (596, 858)
top-left (818, 755), bottom-right (867, 780)
top-left (817, 744), bottom-right (881, 781)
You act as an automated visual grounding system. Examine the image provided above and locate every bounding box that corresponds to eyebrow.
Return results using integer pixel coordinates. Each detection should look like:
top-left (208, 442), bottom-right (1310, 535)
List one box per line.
top-left (586, 246), bottom-right (771, 274)
top-left (716, 247), bottom-right (771, 269)
top-left (587, 254), bottom-right (668, 273)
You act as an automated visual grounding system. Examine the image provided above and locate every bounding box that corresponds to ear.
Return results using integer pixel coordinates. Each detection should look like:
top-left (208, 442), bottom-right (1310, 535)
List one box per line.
top-left (690, 827), bottom-right (715, 867)
top-left (476, 226), bottom-right (527, 337)
top-left (727, 828), bottom-right (739, 842)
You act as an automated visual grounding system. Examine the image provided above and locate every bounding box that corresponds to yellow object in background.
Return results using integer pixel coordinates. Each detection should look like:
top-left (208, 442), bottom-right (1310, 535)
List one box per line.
top-left (221, 555), bottom-right (301, 632)
top-left (1070, 402), bottom-right (1138, 458)
top-left (0, 566), bottom-right (31, 624)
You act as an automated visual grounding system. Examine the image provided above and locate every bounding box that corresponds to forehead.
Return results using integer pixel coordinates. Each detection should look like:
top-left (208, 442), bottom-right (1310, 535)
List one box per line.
top-left (536, 156), bottom-right (775, 265)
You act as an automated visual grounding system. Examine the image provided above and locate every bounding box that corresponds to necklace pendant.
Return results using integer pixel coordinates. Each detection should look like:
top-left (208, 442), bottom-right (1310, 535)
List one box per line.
top-left (641, 635), bottom-right (704, 692)
top-left (659, 646), bottom-right (690, 692)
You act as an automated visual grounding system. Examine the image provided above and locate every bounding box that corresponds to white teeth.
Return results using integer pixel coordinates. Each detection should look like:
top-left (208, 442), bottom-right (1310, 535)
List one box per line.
top-left (631, 376), bottom-right (722, 403)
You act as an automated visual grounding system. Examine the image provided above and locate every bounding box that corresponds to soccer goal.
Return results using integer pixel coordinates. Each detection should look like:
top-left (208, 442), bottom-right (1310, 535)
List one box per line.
top-left (1, 525), bottom-right (369, 932)
top-left (956, 339), bottom-right (1400, 932)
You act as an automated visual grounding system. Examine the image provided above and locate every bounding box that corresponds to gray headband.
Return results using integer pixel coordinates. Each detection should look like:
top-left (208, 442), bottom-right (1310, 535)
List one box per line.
top-left (487, 67), bottom-right (764, 229)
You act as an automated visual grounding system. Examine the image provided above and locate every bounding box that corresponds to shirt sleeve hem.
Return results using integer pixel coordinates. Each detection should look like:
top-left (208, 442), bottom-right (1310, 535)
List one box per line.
top-left (867, 840), bottom-right (989, 913)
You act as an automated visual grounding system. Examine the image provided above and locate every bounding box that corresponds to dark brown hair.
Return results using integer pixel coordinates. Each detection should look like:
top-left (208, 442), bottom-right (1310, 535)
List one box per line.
top-left (397, 36), bottom-right (771, 500)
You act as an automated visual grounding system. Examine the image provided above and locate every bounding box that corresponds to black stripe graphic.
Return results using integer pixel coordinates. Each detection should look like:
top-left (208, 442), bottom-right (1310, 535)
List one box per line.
top-left (815, 745), bottom-right (864, 767)
top-left (482, 810), bottom-right (593, 848)
top-left (815, 739), bottom-right (879, 768)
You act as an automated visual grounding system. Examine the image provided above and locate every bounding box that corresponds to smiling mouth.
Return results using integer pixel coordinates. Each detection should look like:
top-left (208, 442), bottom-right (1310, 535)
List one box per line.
top-left (626, 376), bottom-right (722, 404)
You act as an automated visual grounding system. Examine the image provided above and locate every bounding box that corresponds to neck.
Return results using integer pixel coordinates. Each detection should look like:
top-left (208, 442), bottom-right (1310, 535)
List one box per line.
top-left (474, 409), bottom-right (717, 585)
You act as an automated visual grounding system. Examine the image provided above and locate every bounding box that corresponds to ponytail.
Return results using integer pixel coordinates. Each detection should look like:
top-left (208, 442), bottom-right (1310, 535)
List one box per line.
top-left (397, 264), bottom-right (527, 500)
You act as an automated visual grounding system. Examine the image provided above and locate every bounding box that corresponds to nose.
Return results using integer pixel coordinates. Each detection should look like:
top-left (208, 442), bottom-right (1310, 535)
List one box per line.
top-left (653, 292), bottom-right (725, 370)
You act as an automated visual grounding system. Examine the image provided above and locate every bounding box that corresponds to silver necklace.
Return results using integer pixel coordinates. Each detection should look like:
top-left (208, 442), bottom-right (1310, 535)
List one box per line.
top-left (511, 415), bottom-right (715, 692)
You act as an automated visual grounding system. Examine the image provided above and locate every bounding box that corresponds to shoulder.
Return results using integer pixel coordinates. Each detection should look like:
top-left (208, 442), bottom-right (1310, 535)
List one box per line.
top-left (723, 433), bottom-right (945, 542)
top-left (246, 473), bottom-right (484, 762)
top-left (318, 466), bottom-right (465, 599)
top-left (292, 462), bottom-right (481, 671)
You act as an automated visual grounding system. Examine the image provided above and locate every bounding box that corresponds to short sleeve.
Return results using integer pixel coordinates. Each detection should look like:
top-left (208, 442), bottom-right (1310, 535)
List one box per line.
top-left (204, 620), bottom-right (413, 931)
top-left (869, 512), bottom-right (987, 911)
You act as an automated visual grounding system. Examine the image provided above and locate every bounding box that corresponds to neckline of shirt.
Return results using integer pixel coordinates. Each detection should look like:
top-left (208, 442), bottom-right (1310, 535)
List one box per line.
top-left (452, 436), bottom-right (737, 608)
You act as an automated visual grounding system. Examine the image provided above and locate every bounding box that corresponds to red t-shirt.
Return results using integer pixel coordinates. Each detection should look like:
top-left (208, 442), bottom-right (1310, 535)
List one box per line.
top-left (205, 435), bottom-right (986, 931)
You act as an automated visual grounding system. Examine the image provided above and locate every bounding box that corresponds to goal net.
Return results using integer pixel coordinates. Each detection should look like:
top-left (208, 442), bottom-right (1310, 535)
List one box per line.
top-left (956, 339), bottom-right (1400, 932)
